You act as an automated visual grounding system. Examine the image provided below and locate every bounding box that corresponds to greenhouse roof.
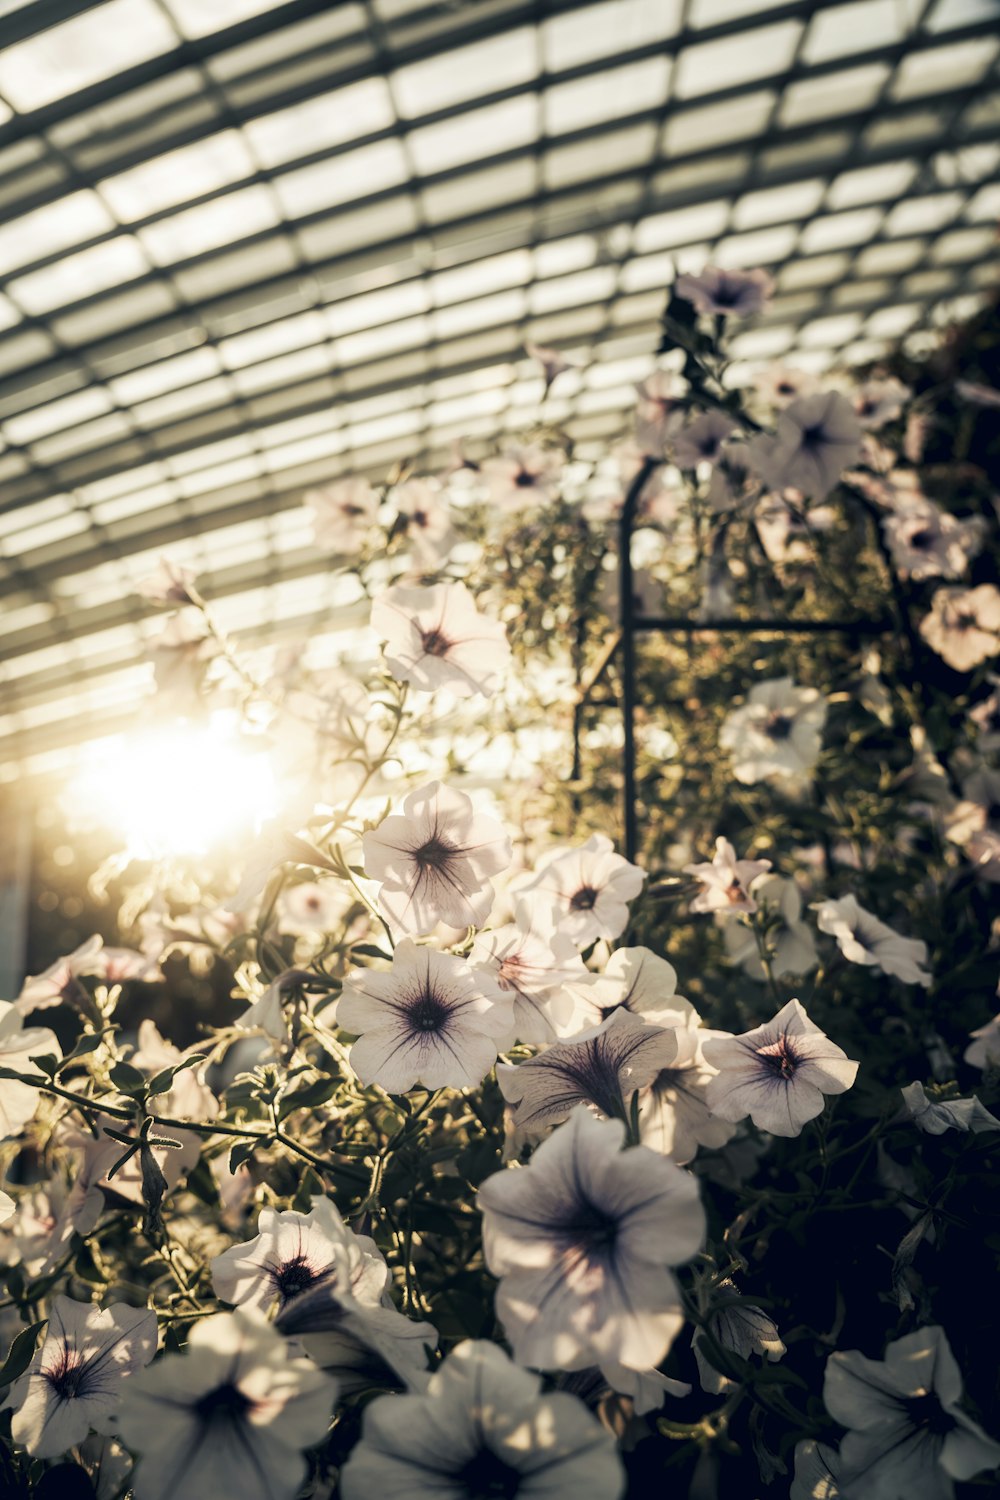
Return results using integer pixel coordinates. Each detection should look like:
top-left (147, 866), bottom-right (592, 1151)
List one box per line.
top-left (0, 0), bottom-right (998, 778)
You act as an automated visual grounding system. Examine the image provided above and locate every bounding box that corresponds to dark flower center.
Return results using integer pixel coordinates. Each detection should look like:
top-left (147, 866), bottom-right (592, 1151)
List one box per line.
top-left (987, 803), bottom-right (1000, 824)
top-left (408, 990), bottom-right (450, 1032)
top-left (954, 612), bottom-right (977, 632)
top-left (457, 1448), bottom-right (522, 1499)
top-left (799, 423), bottom-right (827, 451)
top-left (341, 504), bottom-right (368, 517)
top-left (565, 1196), bottom-right (619, 1255)
top-left (412, 510), bottom-right (429, 528)
top-left (193, 1381), bottom-right (254, 1425)
top-left (275, 1254), bottom-right (320, 1301)
top-left (514, 469), bottom-right (537, 488)
top-left (712, 280), bottom-right (740, 307)
top-left (777, 382), bottom-right (796, 397)
top-left (570, 885), bottom-right (599, 911)
top-left (44, 1354), bottom-right (86, 1399)
top-left (415, 835), bottom-right (456, 871)
top-left (905, 1393), bottom-right (954, 1438)
top-left (908, 528), bottom-right (934, 549)
top-left (420, 627), bottom-right (452, 656)
top-left (757, 1034), bottom-right (799, 1080)
top-left (765, 712), bottom-right (794, 740)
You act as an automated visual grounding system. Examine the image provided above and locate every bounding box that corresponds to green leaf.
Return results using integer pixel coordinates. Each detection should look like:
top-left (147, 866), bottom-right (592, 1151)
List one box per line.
top-left (56, 1031), bottom-right (112, 1072)
top-left (26, 1054), bottom-right (59, 1079)
top-left (350, 944), bottom-right (393, 962)
top-left (229, 1140), bottom-right (257, 1174)
top-left (277, 1074), bottom-right (338, 1122)
top-left (146, 1054), bottom-right (207, 1096)
top-left (0, 1321), bottom-right (47, 1386)
top-left (109, 1062), bottom-right (147, 1097)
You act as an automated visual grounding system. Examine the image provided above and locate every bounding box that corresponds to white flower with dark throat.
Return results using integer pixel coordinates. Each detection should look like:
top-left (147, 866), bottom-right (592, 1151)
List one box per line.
top-left (719, 676), bottom-right (827, 785)
top-left (362, 781), bottom-right (512, 936)
top-left (671, 411), bottom-right (737, 470)
top-left (638, 1022), bottom-right (739, 1164)
top-left (306, 476), bottom-right (379, 554)
top-left (469, 903), bottom-right (591, 1045)
top-left (211, 1198), bottom-right (388, 1314)
top-left (750, 392), bottom-right (862, 500)
top-left (702, 998), bottom-right (858, 1138)
top-left (882, 497), bottom-right (984, 581)
top-left (814, 895), bottom-right (931, 986)
top-left (514, 834), bottom-right (646, 948)
top-left (674, 265), bottom-right (774, 318)
top-left (116, 1310), bottom-right (337, 1500)
top-left (919, 584), bottom-right (1000, 672)
top-left (17, 934), bottom-right (104, 1013)
top-left (901, 1081), bottom-right (1000, 1136)
top-left (965, 1009), bottom-right (1000, 1070)
top-left (371, 580), bottom-right (511, 697)
top-left (389, 477), bottom-right (454, 568)
top-left (718, 874), bottom-right (818, 982)
top-left (481, 444), bottom-right (563, 512)
top-left (564, 946), bottom-right (696, 1032)
top-left (338, 940), bottom-right (513, 1092)
top-left (339, 1339), bottom-right (624, 1500)
top-left (754, 364), bottom-right (819, 409)
top-left (0, 1000), bottom-right (62, 1139)
top-left (684, 837), bottom-right (772, 914)
top-left (478, 1106), bottom-right (704, 1371)
top-left (823, 1325), bottom-right (1000, 1500)
top-left (853, 376), bottom-right (911, 429)
top-left (497, 1009), bottom-right (680, 1141)
top-left (692, 1281), bottom-right (786, 1394)
top-left (5, 1295), bottom-right (157, 1458)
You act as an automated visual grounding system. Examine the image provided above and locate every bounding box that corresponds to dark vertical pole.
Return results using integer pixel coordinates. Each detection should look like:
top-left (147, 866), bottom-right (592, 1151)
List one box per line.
top-left (619, 457), bottom-right (658, 864)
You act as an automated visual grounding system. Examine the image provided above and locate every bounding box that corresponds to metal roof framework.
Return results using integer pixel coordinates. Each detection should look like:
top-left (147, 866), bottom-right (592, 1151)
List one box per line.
top-left (0, 0), bottom-right (997, 779)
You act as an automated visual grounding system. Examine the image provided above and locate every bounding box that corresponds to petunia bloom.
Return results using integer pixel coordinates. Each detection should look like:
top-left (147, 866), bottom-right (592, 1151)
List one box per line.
top-left (638, 1021), bottom-right (739, 1164)
top-left (919, 584), bottom-right (1000, 672)
top-left (117, 1310), bottom-right (337, 1500)
top-left (853, 376), bottom-right (911, 429)
top-left (749, 392), bottom-right (862, 500)
top-left (823, 1325), bottom-right (1000, 1500)
top-left (339, 1339), bottom-right (624, 1500)
top-left (481, 444), bottom-right (563, 512)
top-left (718, 874), bottom-right (818, 981)
top-left (882, 497), bottom-right (984, 581)
top-left (901, 1081), bottom-right (1000, 1136)
top-left (692, 1281), bottom-right (786, 1394)
top-left (671, 411), bottom-right (737, 469)
top-left (514, 834), bottom-right (646, 948)
top-left (702, 998), bottom-right (858, 1138)
top-left (965, 1010), bottom-right (1000, 1070)
top-left (306, 477), bottom-right (380, 553)
top-left (338, 939), bottom-right (513, 1092)
top-left (719, 676), bottom-right (827, 785)
top-left (371, 580), bottom-right (511, 697)
top-left (674, 265), bottom-right (774, 318)
top-left (564, 945), bottom-right (696, 1032)
top-left (211, 1198), bottom-right (388, 1315)
top-left (16, 934), bottom-right (104, 1013)
top-left (479, 1106), bottom-right (704, 1371)
top-left (813, 895), bottom-right (931, 986)
top-left (362, 780), bottom-right (512, 936)
top-left (469, 903), bottom-right (591, 1045)
top-left (0, 1000), bottom-right (62, 1140)
top-left (5, 1296), bottom-right (157, 1458)
top-left (684, 837), bottom-right (772, 914)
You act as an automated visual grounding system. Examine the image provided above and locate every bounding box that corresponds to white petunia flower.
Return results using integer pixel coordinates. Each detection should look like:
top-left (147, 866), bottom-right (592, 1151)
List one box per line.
top-left (0, 1001), bottom-right (62, 1140)
top-left (969, 675), bottom-right (1000, 753)
top-left (920, 584), bottom-right (1000, 672)
top-left (853, 376), bottom-right (911, 429)
top-left (823, 1325), bottom-right (1000, 1500)
top-left (882, 497), bottom-right (984, 581)
top-left (671, 411), bottom-right (736, 470)
top-left (692, 1281), bottom-right (786, 1394)
top-left (707, 439), bottom-right (760, 512)
top-left (4, 1296), bottom-right (157, 1458)
top-left (306, 477), bottom-right (380, 553)
top-left (117, 1310), bottom-right (337, 1500)
top-left (497, 1009), bottom-right (680, 1141)
top-left (638, 1022), bottom-right (739, 1164)
top-left (338, 939), bottom-right (513, 1092)
top-left (634, 369), bottom-right (686, 453)
top-left (718, 874), bottom-right (818, 981)
top-left (813, 895), bottom-right (931, 986)
top-left (211, 1199), bottom-right (388, 1315)
top-left (389, 477), bottom-right (454, 567)
top-left (339, 1339), bottom-right (625, 1500)
top-left (719, 676), bottom-right (827, 785)
top-left (702, 998), bottom-right (858, 1138)
top-left (754, 364), bottom-right (819, 409)
top-left (469, 903), bottom-right (591, 1045)
top-left (280, 881), bottom-right (349, 933)
top-left (371, 580), bottom-right (511, 698)
top-left (749, 393), bottom-right (862, 500)
top-left (790, 1439), bottom-right (842, 1500)
top-left (684, 837), bottom-right (772, 914)
top-left (478, 1106), bottom-right (704, 1371)
top-left (16, 934), bottom-right (104, 1013)
top-left (945, 765), bottom-right (1000, 882)
top-left (965, 1009), bottom-right (1000, 1069)
top-left (563, 945), bottom-right (697, 1033)
top-left (362, 780), bottom-right (512, 936)
top-left (514, 834), bottom-right (646, 948)
top-left (0, 1191), bottom-right (13, 1224)
top-left (481, 444), bottom-right (563, 512)
top-left (674, 265), bottom-right (774, 318)
top-left (276, 1279), bottom-right (437, 1396)
top-left (901, 1081), bottom-right (1000, 1135)
top-left (526, 340), bottom-right (575, 391)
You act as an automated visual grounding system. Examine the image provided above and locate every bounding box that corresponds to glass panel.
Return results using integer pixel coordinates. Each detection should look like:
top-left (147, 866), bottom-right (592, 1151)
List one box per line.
top-left (803, 0), bottom-right (921, 64)
top-left (409, 95), bottom-right (536, 175)
top-left (100, 131), bottom-right (257, 220)
top-left (245, 78), bottom-right (397, 168)
top-left (393, 27), bottom-right (535, 116)
top-left (543, 0), bottom-right (681, 69)
top-left (0, 190), bottom-right (115, 279)
top-left (545, 56), bottom-right (670, 135)
top-left (674, 21), bottom-right (802, 99)
top-left (139, 185), bottom-right (280, 265)
top-left (275, 141), bottom-right (408, 219)
top-left (8, 236), bottom-right (149, 316)
top-left (0, 0), bottom-right (178, 111)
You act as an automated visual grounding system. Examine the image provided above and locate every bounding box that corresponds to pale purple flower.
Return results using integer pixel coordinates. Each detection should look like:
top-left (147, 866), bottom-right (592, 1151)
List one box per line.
top-left (920, 584), bottom-right (1000, 671)
top-left (813, 895), bottom-right (931, 986)
top-left (16, 934), bottom-right (104, 1013)
top-left (702, 998), bottom-right (858, 1138)
top-left (5, 1296), bottom-right (157, 1457)
top-left (749, 392), bottom-right (862, 500)
top-left (148, 609), bottom-right (218, 712)
top-left (707, 440), bottom-right (760, 512)
top-left (514, 834), bottom-right (646, 948)
top-left (390, 477), bottom-right (454, 567)
top-left (280, 880), bottom-right (349, 932)
top-left (671, 411), bottom-right (737, 470)
top-left (790, 1439), bottom-right (842, 1500)
top-left (692, 1281), bottom-right (786, 1394)
top-left (564, 945), bottom-right (696, 1033)
top-left (117, 1310), bottom-right (337, 1500)
top-left (338, 939), bottom-right (513, 1092)
top-left (901, 1081), bottom-right (1000, 1135)
top-left (823, 1325), bottom-right (1000, 1500)
top-left (638, 1022), bottom-right (739, 1164)
top-left (276, 1279), bottom-right (438, 1396)
top-left (339, 1339), bottom-right (624, 1500)
top-left (306, 476), bottom-right (380, 553)
top-left (371, 580), bottom-right (511, 697)
top-left (135, 556), bottom-right (201, 607)
top-left (634, 369), bottom-right (686, 454)
top-left (469, 903), bottom-right (591, 1045)
top-left (754, 364), bottom-right (819, 409)
top-left (0, 1001), bottom-right (62, 1139)
top-left (481, 444), bottom-right (563, 512)
top-left (478, 1107), bottom-right (704, 1370)
top-left (211, 1199), bottom-right (388, 1315)
top-left (965, 1009), bottom-right (1000, 1070)
top-left (854, 376), bottom-right (911, 430)
top-left (674, 265), bottom-right (774, 318)
top-left (882, 498), bottom-right (984, 581)
top-left (946, 766), bottom-right (1000, 882)
top-left (719, 676), bottom-right (827, 785)
top-left (362, 780), bottom-right (512, 936)
top-left (684, 837), bottom-right (772, 914)
top-left (497, 1009), bottom-right (680, 1140)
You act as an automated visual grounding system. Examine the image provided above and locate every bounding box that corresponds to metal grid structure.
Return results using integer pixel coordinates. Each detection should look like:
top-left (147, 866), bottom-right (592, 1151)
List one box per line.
top-left (0, 0), bottom-right (998, 784)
